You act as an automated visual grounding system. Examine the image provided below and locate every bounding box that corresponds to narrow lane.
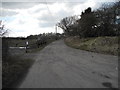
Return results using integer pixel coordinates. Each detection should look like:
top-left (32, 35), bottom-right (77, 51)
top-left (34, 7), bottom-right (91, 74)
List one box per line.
top-left (19, 40), bottom-right (118, 88)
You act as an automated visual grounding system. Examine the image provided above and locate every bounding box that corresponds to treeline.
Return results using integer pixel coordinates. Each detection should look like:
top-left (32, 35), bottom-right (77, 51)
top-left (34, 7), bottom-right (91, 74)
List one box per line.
top-left (27, 32), bottom-right (63, 40)
top-left (58, 1), bottom-right (120, 38)
top-left (27, 33), bottom-right (63, 48)
top-left (2, 32), bottom-right (63, 57)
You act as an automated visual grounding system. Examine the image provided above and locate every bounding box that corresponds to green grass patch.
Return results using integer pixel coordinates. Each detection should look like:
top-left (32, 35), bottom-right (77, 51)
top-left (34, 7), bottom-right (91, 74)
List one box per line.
top-left (2, 38), bottom-right (58, 88)
top-left (2, 56), bottom-right (34, 88)
top-left (29, 45), bottom-right (46, 53)
top-left (29, 39), bottom-right (57, 53)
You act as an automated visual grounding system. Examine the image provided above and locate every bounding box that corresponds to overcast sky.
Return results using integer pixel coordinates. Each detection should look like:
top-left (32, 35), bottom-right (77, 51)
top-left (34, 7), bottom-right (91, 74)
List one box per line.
top-left (0, 0), bottom-right (118, 37)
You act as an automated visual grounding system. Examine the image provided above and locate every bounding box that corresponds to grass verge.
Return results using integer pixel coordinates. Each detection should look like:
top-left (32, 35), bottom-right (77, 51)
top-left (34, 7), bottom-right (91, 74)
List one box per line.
top-left (2, 39), bottom-right (58, 88)
top-left (2, 56), bottom-right (34, 88)
top-left (64, 36), bottom-right (119, 56)
top-left (29, 39), bottom-right (57, 53)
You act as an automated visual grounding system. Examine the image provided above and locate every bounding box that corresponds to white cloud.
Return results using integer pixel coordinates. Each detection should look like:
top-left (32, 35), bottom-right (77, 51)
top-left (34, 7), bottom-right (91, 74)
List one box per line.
top-left (1, 0), bottom-right (117, 37)
top-left (2, 3), bottom-right (70, 37)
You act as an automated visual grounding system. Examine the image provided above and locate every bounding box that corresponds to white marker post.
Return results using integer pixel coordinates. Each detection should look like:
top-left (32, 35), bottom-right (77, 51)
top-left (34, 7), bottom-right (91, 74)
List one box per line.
top-left (26, 41), bottom-right (29, 53)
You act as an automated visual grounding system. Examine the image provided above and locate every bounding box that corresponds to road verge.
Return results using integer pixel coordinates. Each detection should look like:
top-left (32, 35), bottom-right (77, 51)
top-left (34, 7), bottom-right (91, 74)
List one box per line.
top-left (64, 36), bottom-right (119, 56)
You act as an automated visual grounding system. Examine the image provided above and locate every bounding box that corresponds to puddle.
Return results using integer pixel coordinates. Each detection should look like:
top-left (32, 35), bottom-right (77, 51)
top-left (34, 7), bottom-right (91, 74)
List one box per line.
top-left (102, 82), bottom-right (112, 88)
top-left (102, 82), bottom-right (119, 90)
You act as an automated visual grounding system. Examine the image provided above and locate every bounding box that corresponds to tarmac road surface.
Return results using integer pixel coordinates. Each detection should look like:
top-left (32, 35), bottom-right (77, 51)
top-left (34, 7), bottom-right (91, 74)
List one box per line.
top-left (19, 40), bottom-right (118, 88)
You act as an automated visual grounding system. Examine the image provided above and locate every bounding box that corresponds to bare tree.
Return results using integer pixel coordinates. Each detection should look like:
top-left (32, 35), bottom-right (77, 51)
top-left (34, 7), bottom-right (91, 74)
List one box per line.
top-left (57, 16), bottom-right (78, 35)
top-left (0, 20), bottom-right (8, 37)
top-left (0, 20), bottom-right (9, 61)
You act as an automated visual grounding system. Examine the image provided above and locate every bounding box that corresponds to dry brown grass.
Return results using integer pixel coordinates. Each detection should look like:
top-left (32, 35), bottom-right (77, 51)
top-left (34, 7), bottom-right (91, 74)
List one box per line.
top-left (65, 36), bottom-right (118, 56)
